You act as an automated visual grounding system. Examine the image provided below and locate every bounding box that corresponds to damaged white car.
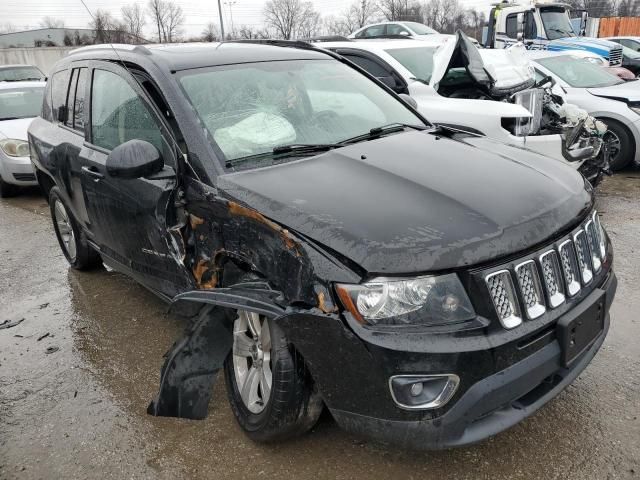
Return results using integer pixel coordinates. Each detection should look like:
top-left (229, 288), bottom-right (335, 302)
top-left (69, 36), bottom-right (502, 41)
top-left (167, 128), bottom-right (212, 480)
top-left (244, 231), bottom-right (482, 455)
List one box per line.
top-left (316, 32), bottom-right (609, 185)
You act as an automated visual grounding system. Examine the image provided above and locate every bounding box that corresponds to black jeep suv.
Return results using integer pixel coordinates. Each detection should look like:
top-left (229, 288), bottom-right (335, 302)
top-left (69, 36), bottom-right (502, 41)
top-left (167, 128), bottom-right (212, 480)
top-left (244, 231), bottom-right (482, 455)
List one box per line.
top-left (28, 41), bottom-right (616, 449)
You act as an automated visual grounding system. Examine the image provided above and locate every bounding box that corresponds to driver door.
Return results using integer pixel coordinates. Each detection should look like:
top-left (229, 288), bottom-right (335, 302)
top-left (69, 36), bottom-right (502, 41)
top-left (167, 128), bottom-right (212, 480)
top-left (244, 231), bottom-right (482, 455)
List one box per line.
top-left (80, 61), bottom-right (188, 296)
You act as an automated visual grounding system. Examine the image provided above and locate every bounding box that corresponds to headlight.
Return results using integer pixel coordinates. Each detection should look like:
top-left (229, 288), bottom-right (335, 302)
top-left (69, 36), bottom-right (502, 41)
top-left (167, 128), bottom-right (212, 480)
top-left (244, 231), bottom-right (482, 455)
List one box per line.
top-left (335, 273), bottom-right (475, 326)
top-left (0, 139), bottom-right (30, 157)
top-left (629, 103), bottom-right (640, 116)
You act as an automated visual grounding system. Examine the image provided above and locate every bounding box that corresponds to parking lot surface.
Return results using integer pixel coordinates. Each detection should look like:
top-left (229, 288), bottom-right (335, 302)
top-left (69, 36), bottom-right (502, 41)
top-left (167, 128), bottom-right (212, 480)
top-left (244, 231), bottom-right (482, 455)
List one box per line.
top-left (1, 175), bottom-right (639, 480)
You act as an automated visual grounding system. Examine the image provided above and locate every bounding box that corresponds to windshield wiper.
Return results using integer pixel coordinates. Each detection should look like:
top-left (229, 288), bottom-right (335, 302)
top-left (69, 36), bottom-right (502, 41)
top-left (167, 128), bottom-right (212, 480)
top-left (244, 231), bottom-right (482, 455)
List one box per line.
top-left (225, 143), bottom-right (341, 167)
top-left (341, 123), bottom-right (428, 145)
top-left (548, 28), bottom-right (575, 37)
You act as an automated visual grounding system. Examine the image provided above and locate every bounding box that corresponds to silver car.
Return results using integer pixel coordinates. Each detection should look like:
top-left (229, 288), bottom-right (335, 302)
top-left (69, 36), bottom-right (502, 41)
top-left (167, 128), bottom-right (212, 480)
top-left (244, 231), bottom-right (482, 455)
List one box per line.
top-left (0, 81), bottom-right (44, 197)
top-left (529, 50), bottom-right (640, 170)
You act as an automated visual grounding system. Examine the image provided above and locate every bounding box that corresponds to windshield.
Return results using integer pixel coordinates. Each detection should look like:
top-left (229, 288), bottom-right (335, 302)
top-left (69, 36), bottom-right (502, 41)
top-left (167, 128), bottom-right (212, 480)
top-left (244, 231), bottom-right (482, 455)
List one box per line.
top-left (540, 8), bottom-right (576, 40)
top-left (0, 66), bottom-right (43, 82)
top-left (536, 55), bottom-right (624, 87)
top-left (385, 47), bottom-right (438, 83)
top-left (0, 87), bottom-right (44, 120)
top-left (178, 59), bottom-right (424, 168)
top-left (404, 22), bottom-right (437, 35)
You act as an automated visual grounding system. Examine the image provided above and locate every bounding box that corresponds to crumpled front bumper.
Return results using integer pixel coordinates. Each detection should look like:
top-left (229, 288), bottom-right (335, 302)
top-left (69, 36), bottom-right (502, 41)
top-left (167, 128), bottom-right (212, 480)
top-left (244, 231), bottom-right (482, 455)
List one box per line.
top-left (330, 272), bottom-right (617, 450)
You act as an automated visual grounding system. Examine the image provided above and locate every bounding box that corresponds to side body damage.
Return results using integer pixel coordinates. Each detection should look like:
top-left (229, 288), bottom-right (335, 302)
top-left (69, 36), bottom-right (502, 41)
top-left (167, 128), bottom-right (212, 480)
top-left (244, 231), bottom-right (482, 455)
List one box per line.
top-left (149, 176), bottom-right (358, 419)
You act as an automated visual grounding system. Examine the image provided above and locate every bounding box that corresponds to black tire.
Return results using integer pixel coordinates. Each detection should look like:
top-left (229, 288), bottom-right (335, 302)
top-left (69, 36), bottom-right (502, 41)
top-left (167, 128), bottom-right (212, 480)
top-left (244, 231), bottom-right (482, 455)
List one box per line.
top-left (49, 187), bottom-right (102, 270)
top-left (224, 311), bottom-right (323, 443)
top-left (0, 178), bottom-right (19, 198)
top-left (599, 118), bottom-right (634, 171)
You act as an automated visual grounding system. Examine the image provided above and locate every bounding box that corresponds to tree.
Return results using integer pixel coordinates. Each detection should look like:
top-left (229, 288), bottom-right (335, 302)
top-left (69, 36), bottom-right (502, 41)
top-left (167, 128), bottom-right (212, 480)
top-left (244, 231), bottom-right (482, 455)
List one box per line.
top-left (89, 9), bottom-right (115, 43)
top-left (378, 0), bottom-right (421, 21)
top-left (147, 0), bottom-right (184, 42)
top-left (349, 0), bottom-right (378, 29)
top-left (39, 16), bottom-right (65, 29)
top-left (121, 3), bottom-right (146, 42)
top-left (0, 22), bottom-right (16, 34)
top-left (237, 25), bottom-right (271, 39)
top-left (263, 0), bottom-right (319, 39)
top-left (202, 22), bottom-right (219, 41)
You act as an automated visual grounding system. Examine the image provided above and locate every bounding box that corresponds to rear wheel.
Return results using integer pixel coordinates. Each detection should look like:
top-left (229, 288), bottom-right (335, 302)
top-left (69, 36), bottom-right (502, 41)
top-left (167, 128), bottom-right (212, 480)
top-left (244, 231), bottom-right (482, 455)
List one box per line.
top-left (224, 309), bottom-right (323, 442)
top-left (49, 187), bottom-right (102, 270)
top-left (0, 178), bottom-right (19, 198)
top-left (599, 119), bottom-right (634, 171)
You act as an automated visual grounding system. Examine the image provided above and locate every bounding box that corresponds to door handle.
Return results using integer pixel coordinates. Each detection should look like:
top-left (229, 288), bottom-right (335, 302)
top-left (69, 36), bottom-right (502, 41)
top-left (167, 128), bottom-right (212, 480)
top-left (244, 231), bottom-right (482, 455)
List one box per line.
top-left (81, 166), bottom-right (104, 181)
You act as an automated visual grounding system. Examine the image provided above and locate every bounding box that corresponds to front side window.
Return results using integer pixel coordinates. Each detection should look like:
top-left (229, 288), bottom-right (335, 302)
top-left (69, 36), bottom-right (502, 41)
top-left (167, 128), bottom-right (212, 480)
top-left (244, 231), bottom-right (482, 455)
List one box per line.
top-left (343, 54), bottom-right (390, 78)
top-left (385, 47), bottom-right (438, 83)
top-left (536, 55), bottom-right (624, 88)
top-left (178, 59), bottom-right (424, 168)
top-left (387, 24), bottom-right (410, 36)
top-left (506, 14), bottom-right (518, 39)
top-left (356, 25), bottom-right (385, 38)
top-left (0, 87), bottom-right (45, 121)
top-left (540, 7), bottom-right (576, 40)
top-left (90, 69), bottom-right (163, 152)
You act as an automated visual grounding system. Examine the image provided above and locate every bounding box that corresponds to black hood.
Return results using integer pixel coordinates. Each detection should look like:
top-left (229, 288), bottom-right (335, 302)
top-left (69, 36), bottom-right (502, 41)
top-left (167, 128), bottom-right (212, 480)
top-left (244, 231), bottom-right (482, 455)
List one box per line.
top-left (219, 131), bottom-right (592, 275)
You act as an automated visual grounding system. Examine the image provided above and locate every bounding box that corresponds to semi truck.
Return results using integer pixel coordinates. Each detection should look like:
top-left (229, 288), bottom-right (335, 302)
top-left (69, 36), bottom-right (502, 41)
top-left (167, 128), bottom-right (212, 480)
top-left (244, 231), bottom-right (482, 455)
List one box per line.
top-left (483, 1), bottom-right (624, 67)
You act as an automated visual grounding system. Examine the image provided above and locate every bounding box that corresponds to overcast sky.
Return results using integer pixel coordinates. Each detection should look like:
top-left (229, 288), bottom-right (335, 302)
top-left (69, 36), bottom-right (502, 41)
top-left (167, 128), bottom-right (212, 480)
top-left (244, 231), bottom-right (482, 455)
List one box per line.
top-left (0, 0), bottom-right (494, 38)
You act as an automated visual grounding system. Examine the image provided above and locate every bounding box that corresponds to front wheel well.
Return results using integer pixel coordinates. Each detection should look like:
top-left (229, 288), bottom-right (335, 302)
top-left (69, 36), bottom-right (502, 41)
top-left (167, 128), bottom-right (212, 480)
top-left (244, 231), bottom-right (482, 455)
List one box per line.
top-left (36, 170), bottom-right (56, 203)
top-left (596, 116), bottom-right (637, 168)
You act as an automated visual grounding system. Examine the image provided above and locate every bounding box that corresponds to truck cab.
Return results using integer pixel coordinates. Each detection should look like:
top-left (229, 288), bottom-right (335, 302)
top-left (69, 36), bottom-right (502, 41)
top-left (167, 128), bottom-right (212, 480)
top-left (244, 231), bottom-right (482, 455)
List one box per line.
top-left (485, 1), bottom-right (623, 67)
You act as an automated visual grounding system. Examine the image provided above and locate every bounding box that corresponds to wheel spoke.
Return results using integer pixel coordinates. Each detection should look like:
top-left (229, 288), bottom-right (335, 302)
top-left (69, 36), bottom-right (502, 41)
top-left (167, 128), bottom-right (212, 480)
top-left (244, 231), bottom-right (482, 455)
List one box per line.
top-left (233, 332), bottom-right (254, 358)
top-left (247, 312), bottom-right (261, 338)
top-left (259, 363), bottom-right (272, 401)
top-left (240, 366), bottom-right (260, 408)
top-left (260, 319), bottom-right (271, 351)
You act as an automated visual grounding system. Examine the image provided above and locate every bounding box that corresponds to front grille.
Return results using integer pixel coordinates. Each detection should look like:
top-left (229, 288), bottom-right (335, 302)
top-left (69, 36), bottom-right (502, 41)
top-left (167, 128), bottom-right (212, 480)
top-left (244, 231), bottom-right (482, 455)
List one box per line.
top-left (608, 46), bottom-right (623, 67)
top-left (486, 270), bottom-right (522, 329)
top-left (485, 211), bottom-right (607, 329)
top-left (515, 261), bottom-right (546, 319)
top-left (13, 173), bottom-right (36, 182)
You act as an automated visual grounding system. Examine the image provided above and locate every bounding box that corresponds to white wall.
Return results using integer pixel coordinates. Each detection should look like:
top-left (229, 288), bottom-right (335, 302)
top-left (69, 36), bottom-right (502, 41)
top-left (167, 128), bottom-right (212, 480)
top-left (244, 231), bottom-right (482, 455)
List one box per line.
top-left (0, 47), bottom-right (73, 75)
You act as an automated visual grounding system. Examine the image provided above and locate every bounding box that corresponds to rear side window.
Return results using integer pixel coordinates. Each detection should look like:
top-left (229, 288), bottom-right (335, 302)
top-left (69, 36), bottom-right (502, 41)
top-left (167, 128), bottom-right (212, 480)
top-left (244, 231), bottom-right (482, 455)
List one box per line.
top-left (90, 69), bottom-right (163, 152)
top-left (51, 69), bottom-right (71, 123)
top-left (64, 70), bottom-right (78, 128)
top-left (73, 68), bottom-right (88, 131)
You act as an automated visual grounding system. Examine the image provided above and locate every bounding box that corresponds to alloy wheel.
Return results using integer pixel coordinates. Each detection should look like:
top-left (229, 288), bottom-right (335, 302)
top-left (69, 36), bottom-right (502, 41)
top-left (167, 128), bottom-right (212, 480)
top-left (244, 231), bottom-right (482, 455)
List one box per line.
top-left (232, 311), bottom-right (273, 414)
top-left (603, 129), bottom-right (621, 165)
top-left (54, 200), bottom-right (77, 262)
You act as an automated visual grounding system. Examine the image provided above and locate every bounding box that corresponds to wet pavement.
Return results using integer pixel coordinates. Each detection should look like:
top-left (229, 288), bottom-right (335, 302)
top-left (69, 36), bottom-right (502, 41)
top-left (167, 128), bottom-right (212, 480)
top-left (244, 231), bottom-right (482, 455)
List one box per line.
top-left (0, 177), bottom-right (639, 480)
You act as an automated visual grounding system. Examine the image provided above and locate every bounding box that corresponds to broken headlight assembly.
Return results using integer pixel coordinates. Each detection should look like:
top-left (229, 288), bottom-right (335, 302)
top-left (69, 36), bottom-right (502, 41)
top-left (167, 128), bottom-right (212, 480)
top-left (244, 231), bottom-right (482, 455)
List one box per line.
top-left (0, 139), bottom-right (30, 157)
top-left (628, 102), bottom-right (640, 116)
top-left (335, 274), bottom-right (475, 326)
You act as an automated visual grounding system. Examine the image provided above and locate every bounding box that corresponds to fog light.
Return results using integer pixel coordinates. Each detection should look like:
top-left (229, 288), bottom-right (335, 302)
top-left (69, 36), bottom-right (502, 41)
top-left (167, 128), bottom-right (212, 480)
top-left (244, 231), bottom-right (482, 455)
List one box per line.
top-left (389, 374), bottom-right (460, 410)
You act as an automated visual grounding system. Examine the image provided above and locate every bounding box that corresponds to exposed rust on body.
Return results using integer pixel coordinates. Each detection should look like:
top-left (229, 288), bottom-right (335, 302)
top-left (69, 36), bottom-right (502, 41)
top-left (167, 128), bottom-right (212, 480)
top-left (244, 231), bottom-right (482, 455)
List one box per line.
top-left (193, 258), bottom-right (218, 289)
top-left (189, 214), bottom-right (205, 230)
top-left (228, 201), bottom-right (301, 255)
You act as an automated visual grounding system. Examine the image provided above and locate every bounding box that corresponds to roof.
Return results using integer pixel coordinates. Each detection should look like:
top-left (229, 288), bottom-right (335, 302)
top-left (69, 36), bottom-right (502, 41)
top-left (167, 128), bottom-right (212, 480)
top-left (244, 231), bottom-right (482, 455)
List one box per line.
top-left (67, 41), bottom-right (332, 72)
top-left (526, 50), bottom-right (575, 60)
top-left (317, 38), bottom-right (444, 53)
top-left (0, 64), bottom-right (39, 69)
top-left (605, 36), bottom-right (640, 40)
top-left (0, 80), bottom-right (46, 90)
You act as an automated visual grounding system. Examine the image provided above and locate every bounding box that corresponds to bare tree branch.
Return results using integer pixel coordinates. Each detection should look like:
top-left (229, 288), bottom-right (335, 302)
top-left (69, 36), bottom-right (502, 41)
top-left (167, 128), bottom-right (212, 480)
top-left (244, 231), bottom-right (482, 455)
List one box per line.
top-left (39, 17), bottom-right (65, 29)
top-left (121, 4), bottom-right (146, 42)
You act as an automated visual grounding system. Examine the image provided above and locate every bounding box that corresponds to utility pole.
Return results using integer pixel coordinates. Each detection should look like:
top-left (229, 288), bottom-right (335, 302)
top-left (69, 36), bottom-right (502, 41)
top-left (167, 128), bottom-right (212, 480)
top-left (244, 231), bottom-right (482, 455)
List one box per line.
top-left (217, 0), bottom-right (225, 40)
top-left (225, 0), bottom-right (237, 37)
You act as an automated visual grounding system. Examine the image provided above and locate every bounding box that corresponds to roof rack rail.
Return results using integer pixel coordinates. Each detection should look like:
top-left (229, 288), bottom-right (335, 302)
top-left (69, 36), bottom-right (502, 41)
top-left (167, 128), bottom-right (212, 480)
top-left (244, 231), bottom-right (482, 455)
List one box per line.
top-left (228, 39), bottom-right (315, 49)
top-left (68, 43), bottom-right (151, 56)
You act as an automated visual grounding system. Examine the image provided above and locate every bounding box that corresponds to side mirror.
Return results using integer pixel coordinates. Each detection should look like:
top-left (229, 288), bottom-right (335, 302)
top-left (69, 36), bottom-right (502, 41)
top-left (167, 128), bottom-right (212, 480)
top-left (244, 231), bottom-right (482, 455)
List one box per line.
top-left (106, 139), bottom-right (163, 179)
top-left (516, 13), bottom-right (525, 42)
top-left (399, 93), bottom-right (418, 109)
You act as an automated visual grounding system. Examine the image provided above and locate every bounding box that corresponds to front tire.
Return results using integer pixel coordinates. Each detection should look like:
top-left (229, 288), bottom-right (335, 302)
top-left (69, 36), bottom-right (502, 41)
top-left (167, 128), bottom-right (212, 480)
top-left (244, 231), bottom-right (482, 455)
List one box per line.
top-left (599, 119), bottom-right (634, 171)
top-left (224, 310), bottom-right (323, 442)
top-left (49, 187), bottom-right (102, 270)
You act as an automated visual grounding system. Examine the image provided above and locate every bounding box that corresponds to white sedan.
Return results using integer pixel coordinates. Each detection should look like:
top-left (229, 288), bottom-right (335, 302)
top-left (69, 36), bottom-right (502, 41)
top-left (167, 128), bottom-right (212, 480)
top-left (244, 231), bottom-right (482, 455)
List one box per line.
top-left (0, 81), bottom-right (44, 197)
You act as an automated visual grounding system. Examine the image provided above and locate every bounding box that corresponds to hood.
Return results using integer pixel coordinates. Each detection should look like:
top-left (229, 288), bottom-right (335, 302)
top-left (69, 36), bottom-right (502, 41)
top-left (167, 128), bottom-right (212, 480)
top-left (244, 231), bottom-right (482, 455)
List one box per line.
top-left (548, 37), bottom-right (619, 57)
top-left (430, 31), bottom-right (534, 95)
top-left (587, 80), bottom-right (640, 102)
top-left (0, 117), bottom-right (35, 141)
top-left (219, 130), bottom-right (591, 275)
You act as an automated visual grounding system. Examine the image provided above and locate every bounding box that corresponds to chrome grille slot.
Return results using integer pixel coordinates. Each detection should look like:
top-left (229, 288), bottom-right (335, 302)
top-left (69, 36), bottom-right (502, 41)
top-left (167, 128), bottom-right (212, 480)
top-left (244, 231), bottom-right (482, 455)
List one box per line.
top-left (558, 239), bottom-right (581, 297)
top-left (593, 212), bottom-right (606, 260)
top-left (486, 270), bottom-right (522, 329)
top-left (539, 250), bottom-right (565, 308)
top-left (573, 229), bottom-right (593, 285)
top-left (608, 46), bottom-right (623, 67)
top-left (585, 219), bottom-right (601, 272)
top-left (515, 260), bottom-right (546, 319)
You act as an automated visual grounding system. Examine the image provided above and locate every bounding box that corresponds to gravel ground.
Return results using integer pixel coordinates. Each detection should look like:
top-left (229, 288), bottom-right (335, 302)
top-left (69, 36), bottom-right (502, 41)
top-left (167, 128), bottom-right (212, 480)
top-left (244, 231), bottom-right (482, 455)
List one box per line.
top-left (0, 175), bottom-right (638, 480)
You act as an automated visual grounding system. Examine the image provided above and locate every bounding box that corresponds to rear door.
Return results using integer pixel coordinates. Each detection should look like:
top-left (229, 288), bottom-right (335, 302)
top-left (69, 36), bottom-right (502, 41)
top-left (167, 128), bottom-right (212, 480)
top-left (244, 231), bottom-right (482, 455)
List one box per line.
top-left (79, 61), bottom-right (187, 296)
